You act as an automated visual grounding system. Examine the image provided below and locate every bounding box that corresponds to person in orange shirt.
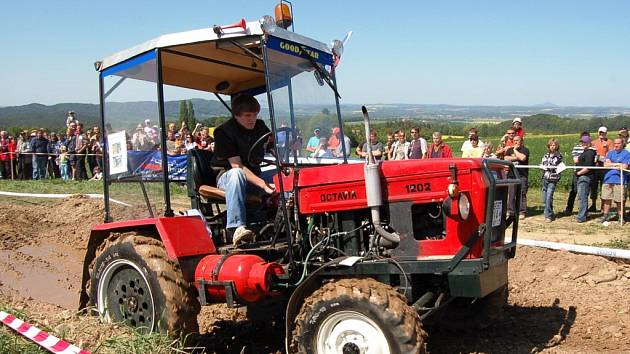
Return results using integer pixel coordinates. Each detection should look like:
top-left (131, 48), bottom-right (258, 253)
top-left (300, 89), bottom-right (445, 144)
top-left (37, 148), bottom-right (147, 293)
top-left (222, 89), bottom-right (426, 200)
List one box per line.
top-left (590, 126), bottom-right (614, 211)
top-left (495, 129), bottom-right (516, 158)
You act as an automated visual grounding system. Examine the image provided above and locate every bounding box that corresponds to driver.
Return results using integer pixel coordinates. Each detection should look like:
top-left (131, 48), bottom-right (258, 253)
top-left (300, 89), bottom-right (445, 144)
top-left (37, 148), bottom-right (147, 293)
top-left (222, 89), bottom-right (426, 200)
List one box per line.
top-left (212, 95), bottom-right (276, 245)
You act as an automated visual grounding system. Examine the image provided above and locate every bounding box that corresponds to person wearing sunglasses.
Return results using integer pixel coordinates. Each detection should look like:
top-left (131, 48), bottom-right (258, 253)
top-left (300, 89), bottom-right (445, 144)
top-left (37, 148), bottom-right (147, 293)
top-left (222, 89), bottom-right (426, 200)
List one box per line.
top-left (495, 129), bottom-right (515, 158)
top-left (461, 127), bottom-right (485, 156)
top-left (504, 135), bottom-right (530, 220)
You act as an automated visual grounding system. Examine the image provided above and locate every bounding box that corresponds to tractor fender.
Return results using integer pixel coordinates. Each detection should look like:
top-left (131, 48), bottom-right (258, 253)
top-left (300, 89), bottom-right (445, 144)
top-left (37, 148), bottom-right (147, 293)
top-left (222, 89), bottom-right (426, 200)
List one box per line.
top-left (285, 257), bottom-right (348, 353)
top-left (78, 216), bottom-right (215, 309)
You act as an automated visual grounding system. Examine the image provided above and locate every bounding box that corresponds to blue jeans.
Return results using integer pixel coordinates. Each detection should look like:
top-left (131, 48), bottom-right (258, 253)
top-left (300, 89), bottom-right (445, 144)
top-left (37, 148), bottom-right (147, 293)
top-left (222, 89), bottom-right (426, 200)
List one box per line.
top-left (577, 175), bottom-right (592, 221)
top-left (60, 162), bottom-right (70, 180)
top-left (217, 168), bottom-right (263, 229)
top-left (32, 156), bottom-right (47, 180)
top-left (542, 180), bottom-right (558, 219)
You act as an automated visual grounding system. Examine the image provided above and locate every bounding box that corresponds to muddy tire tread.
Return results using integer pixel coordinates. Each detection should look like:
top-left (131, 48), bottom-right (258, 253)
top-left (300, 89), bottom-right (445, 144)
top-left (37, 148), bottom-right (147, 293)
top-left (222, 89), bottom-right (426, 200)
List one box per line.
top-left (87, 232), bottom-right (200, 335)
top-left (290, 277), bottom-right (427, 354)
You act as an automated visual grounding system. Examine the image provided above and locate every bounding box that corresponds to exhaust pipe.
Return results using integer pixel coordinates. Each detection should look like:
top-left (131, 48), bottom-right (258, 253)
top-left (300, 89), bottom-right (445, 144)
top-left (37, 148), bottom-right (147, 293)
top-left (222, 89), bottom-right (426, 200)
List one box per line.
top-left (361, 106), bottom-right (400, 244)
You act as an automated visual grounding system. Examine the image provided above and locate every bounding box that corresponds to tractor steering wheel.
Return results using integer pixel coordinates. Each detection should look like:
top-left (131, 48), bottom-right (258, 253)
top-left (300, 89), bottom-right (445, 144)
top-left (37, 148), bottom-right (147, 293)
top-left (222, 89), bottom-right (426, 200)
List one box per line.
top-left (247, 126), bottom-right (295, 167)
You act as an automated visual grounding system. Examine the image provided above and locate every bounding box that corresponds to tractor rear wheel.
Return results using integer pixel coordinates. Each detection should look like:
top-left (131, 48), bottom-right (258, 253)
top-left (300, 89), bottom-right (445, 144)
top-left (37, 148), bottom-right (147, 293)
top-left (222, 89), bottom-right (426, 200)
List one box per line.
top-left (291, 278), bottom-right (427, 354)
top-left (88, 232), bottom-right (200, 336)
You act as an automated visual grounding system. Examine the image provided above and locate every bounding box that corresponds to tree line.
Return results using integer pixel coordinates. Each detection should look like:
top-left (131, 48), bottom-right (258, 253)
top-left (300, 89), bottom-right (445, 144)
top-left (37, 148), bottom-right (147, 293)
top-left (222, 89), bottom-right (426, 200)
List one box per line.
top-left (345, 114), bottom-right (630, 144)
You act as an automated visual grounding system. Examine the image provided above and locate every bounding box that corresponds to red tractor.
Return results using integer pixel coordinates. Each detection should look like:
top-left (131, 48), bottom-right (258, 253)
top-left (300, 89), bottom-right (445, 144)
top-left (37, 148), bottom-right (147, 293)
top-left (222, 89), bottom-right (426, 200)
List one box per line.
top-left (80, 6), bottom-right (520, 353)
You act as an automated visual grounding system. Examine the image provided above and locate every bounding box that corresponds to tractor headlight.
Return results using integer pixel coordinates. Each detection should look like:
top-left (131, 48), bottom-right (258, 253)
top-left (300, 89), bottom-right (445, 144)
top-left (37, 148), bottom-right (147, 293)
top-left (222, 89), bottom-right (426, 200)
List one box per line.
top-left (458, 193), bottom-right (471, 220)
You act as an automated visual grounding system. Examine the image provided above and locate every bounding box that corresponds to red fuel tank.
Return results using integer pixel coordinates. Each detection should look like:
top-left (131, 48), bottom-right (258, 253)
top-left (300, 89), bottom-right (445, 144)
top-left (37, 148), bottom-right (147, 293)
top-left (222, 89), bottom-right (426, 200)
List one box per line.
top-left (194, 254), bottom-right (284, 303)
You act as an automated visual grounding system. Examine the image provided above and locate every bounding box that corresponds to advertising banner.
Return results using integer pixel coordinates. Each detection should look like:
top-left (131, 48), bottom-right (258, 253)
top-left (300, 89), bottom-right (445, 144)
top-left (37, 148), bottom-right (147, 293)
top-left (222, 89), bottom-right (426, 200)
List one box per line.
top-left (127, 151), bottom-right (187, 181)
top-left (108, 131), bottom-right (128, 175)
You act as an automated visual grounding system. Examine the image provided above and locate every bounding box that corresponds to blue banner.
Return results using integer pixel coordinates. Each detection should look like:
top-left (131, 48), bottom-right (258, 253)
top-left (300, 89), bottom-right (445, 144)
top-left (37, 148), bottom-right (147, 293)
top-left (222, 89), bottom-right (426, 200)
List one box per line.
top-left (127, 151), bottom-right (187, 181)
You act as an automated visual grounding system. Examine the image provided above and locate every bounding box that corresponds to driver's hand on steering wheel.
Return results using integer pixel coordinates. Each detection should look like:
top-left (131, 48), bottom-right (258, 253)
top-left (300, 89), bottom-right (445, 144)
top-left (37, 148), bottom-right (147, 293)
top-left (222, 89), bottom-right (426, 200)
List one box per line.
top-left (264, 183), bottom-right (277, 195)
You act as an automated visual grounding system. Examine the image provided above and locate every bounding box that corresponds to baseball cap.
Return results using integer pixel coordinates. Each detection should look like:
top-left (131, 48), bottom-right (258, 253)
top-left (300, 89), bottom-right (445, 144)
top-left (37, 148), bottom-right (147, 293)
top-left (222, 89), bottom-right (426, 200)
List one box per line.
top-left (314, 128), bottom-right (321, 133)
top-left (598, 126), bottom-right (607, 133)
top-left (513, 117), bottom-right (522, 123)
top-left (580, 135), bottom-right (592, 144)
top-left (144, 119), bottom-right (151, 124)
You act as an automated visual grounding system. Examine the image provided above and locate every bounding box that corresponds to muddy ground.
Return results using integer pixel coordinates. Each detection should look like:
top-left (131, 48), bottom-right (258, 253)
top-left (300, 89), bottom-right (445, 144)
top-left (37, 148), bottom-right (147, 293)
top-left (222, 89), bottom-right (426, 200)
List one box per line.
top-left (0, 197), bottom-right (628, 353)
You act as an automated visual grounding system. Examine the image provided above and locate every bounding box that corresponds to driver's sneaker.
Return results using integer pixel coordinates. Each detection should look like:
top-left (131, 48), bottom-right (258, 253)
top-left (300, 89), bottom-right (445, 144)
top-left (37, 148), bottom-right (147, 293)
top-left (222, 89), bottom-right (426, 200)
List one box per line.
top-left (233, 226), bottom-right (255, 246)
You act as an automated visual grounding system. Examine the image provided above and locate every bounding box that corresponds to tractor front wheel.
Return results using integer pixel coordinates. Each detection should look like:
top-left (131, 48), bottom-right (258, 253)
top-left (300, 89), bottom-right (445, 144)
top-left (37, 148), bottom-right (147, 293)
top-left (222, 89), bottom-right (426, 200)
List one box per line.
top-left (291, 278), bottom-right (426, 354)
top-left (88, 232), bottom-right (200, 336)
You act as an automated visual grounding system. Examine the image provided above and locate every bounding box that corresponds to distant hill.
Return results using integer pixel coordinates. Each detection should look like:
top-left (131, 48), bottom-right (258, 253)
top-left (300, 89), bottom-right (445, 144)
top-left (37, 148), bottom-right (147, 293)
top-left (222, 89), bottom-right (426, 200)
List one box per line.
top-left (0, 99), bottom-right (229, 130)
top-left (0, 103), bottom-right (101, 129)
top-left (1, 99), bottom-right (629, 131)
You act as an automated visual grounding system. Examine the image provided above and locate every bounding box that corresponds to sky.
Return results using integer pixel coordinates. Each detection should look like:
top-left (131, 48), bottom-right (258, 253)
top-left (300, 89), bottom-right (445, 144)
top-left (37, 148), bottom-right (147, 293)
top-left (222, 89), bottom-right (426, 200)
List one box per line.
top-left (1, 0), bottom-right (629, 107)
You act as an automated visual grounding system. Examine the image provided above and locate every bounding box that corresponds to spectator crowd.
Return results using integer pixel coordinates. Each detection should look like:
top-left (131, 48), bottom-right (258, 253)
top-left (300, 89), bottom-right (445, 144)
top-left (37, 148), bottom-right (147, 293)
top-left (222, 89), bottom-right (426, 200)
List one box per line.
top-left (344, 117), bottom-right (630, 225)
top-left (2, 112), bottom-right (630, 225)
top-left (0, 111), bottom-right (103, 181)
top-left (129, 119), bottom-right (215, 156)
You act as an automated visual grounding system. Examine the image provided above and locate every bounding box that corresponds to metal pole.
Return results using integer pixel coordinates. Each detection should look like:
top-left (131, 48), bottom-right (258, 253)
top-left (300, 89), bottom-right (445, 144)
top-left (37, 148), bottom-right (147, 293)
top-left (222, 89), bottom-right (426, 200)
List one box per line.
top-left (262, 39), bottom-right (294, 266)
top-left (214, 93), bottom-right (233, 114)
top-left (617, 164), bottom-right (626, 225)
top-left (156, 49), bottom-right (174, 217)
top-left (10, 152), bottom-right (14, 180)
top-left (99, 74), bottom-right (111, 222)
top-left (287, 80), bottom-right (298, 163)
top-left (331, 64), bottom-right (347, 163)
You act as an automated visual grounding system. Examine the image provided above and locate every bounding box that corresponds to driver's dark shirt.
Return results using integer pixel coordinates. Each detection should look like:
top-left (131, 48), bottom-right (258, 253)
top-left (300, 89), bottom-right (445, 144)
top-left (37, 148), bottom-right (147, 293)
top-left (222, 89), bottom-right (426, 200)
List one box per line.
top-left (211, 118), bottom-right (270, 179)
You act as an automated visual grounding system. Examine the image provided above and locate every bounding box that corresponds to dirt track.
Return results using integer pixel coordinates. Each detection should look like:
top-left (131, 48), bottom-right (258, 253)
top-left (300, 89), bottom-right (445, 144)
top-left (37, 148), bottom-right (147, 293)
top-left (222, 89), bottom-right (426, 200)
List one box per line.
top-left (0, 197), bottom-right (628, 353)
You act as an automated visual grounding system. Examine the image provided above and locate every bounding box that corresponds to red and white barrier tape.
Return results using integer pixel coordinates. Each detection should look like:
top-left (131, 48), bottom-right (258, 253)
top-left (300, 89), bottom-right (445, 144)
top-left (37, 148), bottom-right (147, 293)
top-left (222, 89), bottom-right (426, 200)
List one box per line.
top-left (0, 310), bottom-right (90, 354)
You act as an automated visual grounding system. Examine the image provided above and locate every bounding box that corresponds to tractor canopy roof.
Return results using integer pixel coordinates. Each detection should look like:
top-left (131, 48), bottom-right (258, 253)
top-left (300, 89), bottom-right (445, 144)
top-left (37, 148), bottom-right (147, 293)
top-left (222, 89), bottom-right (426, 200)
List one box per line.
top-left (95, 19), bottom-right (334, 96)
